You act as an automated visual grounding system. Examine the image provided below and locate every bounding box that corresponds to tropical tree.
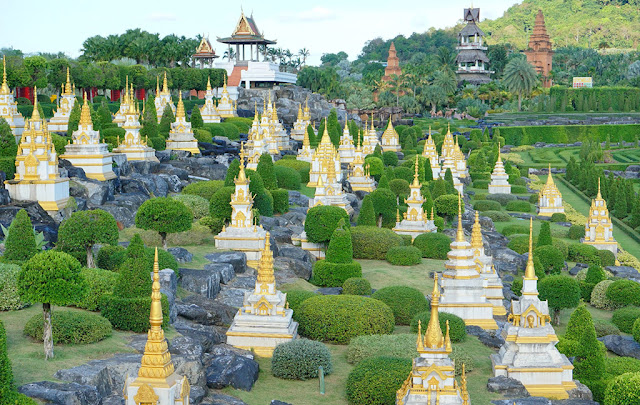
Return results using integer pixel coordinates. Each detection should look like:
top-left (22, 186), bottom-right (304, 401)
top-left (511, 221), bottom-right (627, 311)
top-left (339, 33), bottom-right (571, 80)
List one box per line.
top-left (299, 48), bottom-right (310, 66)
top-left (502, 57), bottom-right (538, 111)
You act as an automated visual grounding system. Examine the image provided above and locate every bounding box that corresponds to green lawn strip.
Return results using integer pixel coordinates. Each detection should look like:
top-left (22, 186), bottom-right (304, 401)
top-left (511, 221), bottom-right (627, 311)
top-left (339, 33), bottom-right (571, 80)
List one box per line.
top-left (299, 185), bottom-right (316, 198)
top-left (359, 259), bottom-right (441, 295)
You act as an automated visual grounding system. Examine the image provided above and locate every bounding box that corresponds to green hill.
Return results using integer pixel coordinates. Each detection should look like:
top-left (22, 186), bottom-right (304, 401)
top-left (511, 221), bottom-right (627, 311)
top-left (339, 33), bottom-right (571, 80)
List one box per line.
top-left (482, 0), bottom-right (640, 51)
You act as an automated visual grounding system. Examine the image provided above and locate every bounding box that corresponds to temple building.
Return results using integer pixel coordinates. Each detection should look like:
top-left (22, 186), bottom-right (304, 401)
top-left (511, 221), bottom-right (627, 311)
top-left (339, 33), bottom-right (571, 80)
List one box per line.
top-left (396, 274), bottom-right (469, 405)
top-left (492, 219), bottom-right (576, 399)
top-left (216, 77), bottom-right (237, 118)
top-left (60, 94), bottom-right (116, 181)
top-left (338, 122), bottom-right (356, 164)
top-left (155, 73), bottom-right (176, 123)
top-left (48, 68), bottom-right (76, 132)
top-left (0, 56), bottom-right (25, 139)
top-left (488, 146), bottom-right (511, 194)
top-left (440, 126), bottom-right (468, 179)
top-left (307, 124), bottom-right (342, 187)
top-left (380, 117), bottom-right (401, 153)
top-left (582, 179), bottom-right (617, 257)
top-left (290, 100), bottom-right (311, 141)
top-left (455, 8), bottom-right (493, 84)
top-left (393, 156), bottom-right (436, 240)
top-left (538, 165), bottom-right (564, 216)
top-left (6, 88), bottom-right (69, 211)
top-left (366, 117), bottom-right (379, 151)
top-left (192, 36), bottom-right (218, 69)
top-left (200, 77), bottom-right (222, 123)
top-left (124, 249), bottom-right (190, 405)
top-left (309, 161), bottom-right (350, 213)
top-left (347, 139), bottom-right (375, 193)
top-left (524, 10), bottom-right (553, 88)
top-left (226, 234), bottom-right (298, 356)
top-left (214, 144), bottom-right (267, 267)
top-left (113, 77), bottom-right (131, 127)
top-left (470, 211), bottom-right (506, 316)
top-left (113, 85), bottom-right (158, 162)
top-left (165, 93), bottom-right (200, 154)
top-left (422, 127), bottom-right (441, 180)
top-left (439, 194), bottom-right (497, 330)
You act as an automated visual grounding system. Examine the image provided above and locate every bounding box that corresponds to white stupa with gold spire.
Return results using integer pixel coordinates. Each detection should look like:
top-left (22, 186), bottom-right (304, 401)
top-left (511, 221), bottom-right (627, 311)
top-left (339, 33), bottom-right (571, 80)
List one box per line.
top-left (60, 93), bottom-right (116, 181)
top-left (113, 76), bottom-right (131, 127)
top-left (245, 103), bottom-right (270, 170)
top-left (396, 274), bottom-right (470, 405)
top-left (488, 145), bottom-right (511, 194)
top-left (113, 85), bottom-right (158, 162)
top-left (307, 122), bottom-right (342, 187)
top-left (165, 93), bottom-right (200, 154)
top-left (214, 143), bottom-right (267, 267)
top-left (309, 158), bottom-right (350, 212)
top-left (5, 87), bottom-right (69, 211)
top-left (440, 155), bottom-right (464, 194)
top-left (155, 72), bottom-right (176, 123)
top-left (347, 138), bottom-right (375, 192)
top-left (338, 122), bottom-right (356, 164)
top-left (200, 76), bottom-right (222, 123)
top-left (296, 122), bottom-right (314, 163)
top-left (538, 164), bottom-right (564, 216)
top-left (470, 211), bottom-right (506, 316)
top-left (260, 99), bottom-right (279, 155)
top-left (491, 219), bottom-right (576, 399)
top-left (0, 56), bottom-right (25, 139)
top-left (290, 99), bottom-right (311, 141)
top-left (393, 156), bottom-right (436, 240)
top-left (439, 194), bottom-right (497, 330)
top-left (582, 179), bottom-right (617, 257)
top-left (440, 125), bottom-right (468, 179)
top-left (216, 76), bottom-right (237, 118)
top-left (366, 116), bottom-right (379, 150)
top-left (124, 249), bottom-right (190, 405)
top-left (452, 136), bottom-right (469, 178)
top-left (266, 96), bottom-right (290, 151)
top-left (361, 127), bottom-right (375, 155)
top-left (380, 117), bottom-right (401, 152)
top-left (226, 234), bottom-right (298, 357)
top-left (422, 126), bottom-right (440, 180)
top-left (48, 68), bottom-right (76, 132)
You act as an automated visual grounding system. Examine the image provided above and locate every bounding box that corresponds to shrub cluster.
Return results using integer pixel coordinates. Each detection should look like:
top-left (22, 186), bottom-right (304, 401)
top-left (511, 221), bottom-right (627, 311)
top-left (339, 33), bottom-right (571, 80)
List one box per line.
top-left (505, 200), bottom-right (533, 212)
top-left (507, 235), bottom-right (533, 255)
top-left (285, 290), bottom-right (316, 321)
top-left (305, 206), bottom-right (350, 244)
top-left (606, 280), bottom-right (640, 307)
top-left (96, 245), bottom-right (126, 271)
top-left (0, 263), bottom-right (30, 311)
top-left (612, 306), bottom-right (640, 333)
top-left (271, 339), bottom-right (332, 380)
top-left (274, 166), bottom-right (301, 190)
top-left (604, 372), bottom-right (640, 405)
top-left (271, 189), bottom-right (290, 214)
top-left (568, 225), bottom-right (585, 240)
top-left (351, 226), bottom-right (403, 260)
top-left (472, 200), bottom-right (502, 212)
top-left (342, 278), bottom-right (372, 296)
top-left (484, 210), bottom-right (512, 222)
top-left (594, 320), bottom-right (620, 337)
top-left (171, 194), bottom-right (210, 219)
top-left (372, 286), bottom-right (430, 325)
top-left (568, 244), bottom-right (601, 266)
top-left (385, 246), bottom-right (422, 266)
top-left (413, 232), bottom-right (451, 259)
top-left (550, 213), bottom-right (567, 222)
top-left (100, 295), bottom-right (169, 332)
top-left (23, 310), bottom-right (112, 344)
top-left (346, 357), bottom-right (412, 405)
top-left (534, 245), bottom-right (565, 275)
top-left (502, 224), bottom-right (529, 236)
top-left (182, 180), bottom-right (225, 200)
top-left (591, 280), bottom-right (622, 310)
top-left (74, 268), bottom-right (118, 311)
top-left (410, 311), bottom-right (467, 342)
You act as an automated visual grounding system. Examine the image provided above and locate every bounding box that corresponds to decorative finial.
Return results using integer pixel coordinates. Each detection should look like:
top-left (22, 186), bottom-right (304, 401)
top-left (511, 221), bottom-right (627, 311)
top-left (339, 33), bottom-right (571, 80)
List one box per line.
top-left (1, 55), bottom-right (9, 94)
top-left (424, 273), bottom-right (444, 349)
top-left (206, 76), bottom-right (211, 91)
top-left (32, 86), bottom-right (40, 121)
top-left (456, 192), bottom-right (465, 242)
top-left (79, 91), bottom-right (92, 127)
top-left (176, 91), bottom-right (185, 119)
top-left (416, 319), bottom-right (424, 350)
top-left (524, 218), bottom-right (536, 280)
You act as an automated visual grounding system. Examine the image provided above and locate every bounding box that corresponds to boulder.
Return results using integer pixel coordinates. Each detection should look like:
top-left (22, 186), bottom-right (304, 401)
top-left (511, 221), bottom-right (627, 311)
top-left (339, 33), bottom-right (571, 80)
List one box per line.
top-left (129, 161), bottom-right (160, 175)
top-left (276, 243), bottom-right (315, 264)
top-left (180, 268), bottom-right (221, 299)
top-left (203, 393), bottom-right (248, 405)
top-left (173, 319), bottom-right (226, 352)
top-left (279, 210), bottom-right (306, 227)
top-left (271, 401), bottom-right (293, 405)
top-left (569, 264), bottom-right (588, 276)
top-left (274, 256), bottom-right (312, 282)
top-left (157, 164), bottom-right (190, 180)
top-left (178, 293), bottom-right (237, 326)
top-left (0, 201), bottom-right (58, 244)
top-left (553, 400), bottom-right (598, 405)
top-left (487, 376), bottom-right (529, 397)
top-left (492, 248), bottom-right (526, 274)
top-left (259, 216), bottom-right (279, 231)
top-left (168, 247), bottom-right (193, 263)
top-left (204, 345), bottom-right (259, 391)
top-left (270, 226), bottom-right (293, 244)
top-left (71, 178), bottom-right (115, 206)
top-left (100, 395), bottom-right (125, 405)
top-left (316, 287), bottom-right (342, 295)
top-left (18, 381), bottom-right (100, 405)
top-left (169, 335), bottom-right (205, 357)
top-left (567, 381), bottom-right (593, 400)
top-left (130, 173), bottom-right (168, 197)
top-left (606, 266), bottom-right (640, 281)
top-left (598, 335), bottom-right (640, 359)
top-left (467, 325), bottom-right (505, 348)
top-left (204, 262), bottom-right (235, 284)
top-left (205, 251), bottom-right (247, 274)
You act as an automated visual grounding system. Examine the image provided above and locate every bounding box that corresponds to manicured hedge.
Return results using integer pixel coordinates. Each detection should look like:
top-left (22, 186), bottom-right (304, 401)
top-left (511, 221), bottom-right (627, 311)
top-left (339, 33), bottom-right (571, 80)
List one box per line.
top-left (351, 226), bottom-right (403, 260)
top-left (305, 206), bottom-right (350, 244)
top-left (500, 123), bottom-right (640, 147)
top-left (604, 372), bottom-right (640, 405)
top-left (372, 286), bottom-right (430, 325)
top-left (568, 225), bottom-right (585, 240)
top-left (296, 295), bottom-right (395, 344)
top-left (342, 278), bottom-right (372, 296)
top-left (484, 210), bottom-right (512, 222)
top-left (74, 268), bottom-right (118, 311)
top-left (410, 311), bottom-right (467, 342)
top-left (594, 320), bottom-right (620, 337)
top-left (473, 200), bottom-right (502, 212)
top-left (346, 357), bottom-right (412, 405)
top-left (550, 213), bottom-right (567, 222)
top-left (598, 249), bottom-right (616, 267)
top-left (274, 166), bottom-right (301, 190)
top-left (502, 224), bottom-right (529, 236)
top-left (23, 310), bottom-right (112, 344)
top-left (171, 194), bottom-right (210, 219)
top-left (505, 200), bottom-right (533, 213)
top-left (413, 232), bottom-right (451, 259)
top-left (606, 280), bottom-right (640, 307)
top-left (568, 244), bottom-right (601, 266)
top-left (507, 234), bottom-right (534, 254)
top-left (534, 245), bottom-right (565, 275)
top-left (312, 260), bottom-right (362, 288)
top-left (95, 245), bottom-right (126, 271)
top-left (0, 263), bottom-right (30, 311)
top-left (271, 339), bottom-right (332, 380)
top-left (611, 306), bottom-right (640, 333)
top-left (285, 290), bottom-right (316, 321)
top-left (385, 246), bottom-right (422, 266)
top-left (182, 180), bottom-right (225, 200)
top-left (486, 193), bottom-right (517, 206)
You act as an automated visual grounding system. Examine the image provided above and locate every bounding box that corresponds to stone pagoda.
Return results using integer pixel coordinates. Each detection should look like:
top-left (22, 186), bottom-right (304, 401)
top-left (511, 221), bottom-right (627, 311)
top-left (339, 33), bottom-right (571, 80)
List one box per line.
top-left (383, 42), bottom-right (402, 83)
top-left (200, 77), bottom-right (222, 123)
top-left (0, 56), bottom-right (25, 138)
top-left (538, 164), bottom-right (564, 216)
top-left (338, 122), bottom-right (356, 164)
top-left (396, 274), bottom-right (469, 405)
top-left (165, 93), bottom-right (200, 155)
top-left (422, 127), bottom-right (440, 180)
top-left (226, 234), bottom-right (298, 356)
top-left (525, 10), bottom-right (553, 88)
top-left (347, 140), bottom-right (375, 192)
top-left (455, 7), bottom-right (492, 84)
top-left (290, 100), bottom-right (311, 141)
top-left (216, 77), bottom-right (237, 118)
top-left (113, 85), bottom-right (158, 162)
top-left (113, 76), bottom-right (131, 127)
top-left (470, 211), bottom-right (505, 316)
top-left (309, 160), bottom-right (350, 213)
top-left (6, 88), bottom-right (69, 211)
top-left (491, 219), bottom-right (576, 399)
top-left (214, 144), bottom-right (267, 267)
top-left (488, 146), bottom-right (511, 194)
top-left (582, 179), bottom-right (617, 257)
top-left (124, 249), bottom-right (190, 405)
top-left (393, 156), bottom-right (436, 240)
top-left (48, 68), bottom-right (76, 132)
top-left (155, 72), bottom-right (176, 123)
top-left (439, 194), bottom-right (497, 330)
top-left (380, 117), bottom-right (401, 153)
top-left (60, 93), bottom-right (116, 181)
top-left (296, 125), bottom-right (313, 163)
top-left (307, 124), bottom-right (341, 187)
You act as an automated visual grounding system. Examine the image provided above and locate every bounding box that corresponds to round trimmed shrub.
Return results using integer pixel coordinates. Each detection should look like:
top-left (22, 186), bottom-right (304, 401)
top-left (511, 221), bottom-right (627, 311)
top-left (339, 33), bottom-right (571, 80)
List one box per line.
top-left (372, 286), bottom-right (429, 325)
top-left (606, 279), bottom-right (640, 307)
top-left (484, 210), bottom-right (512, 222)
top-left (74, 268), bottom-right (118, 311)
top-left (633, 318), bottom-right (640, 343)
top-left (271, 339), bottom-right (332, 380)
top-left (23, 310), bottom-right (112, 344)
top-left (388, 179), bottom-right (410, 199)
top-left (486, 193), bottom-right (517, 206)
top-left (598, 249), bottom-right (616, 267)
top-left (604, 372), bottom-right (640, 405)
top-left (274, 166), bottom-right (301, 190)
top-left (606, 357), bottom-right (640, 377)
top-left (351, 226), bottom-right (403, 260)
top-left (385, 246), bottom-right (422, 266)
top-left (171, 194), bottom-right (209, 219)
top-left (305, 205), bottom-right (350, 244)
top-left (591, 280), bottom-right (622, 310)
top-left (285, 290), bottom-right (316, 321)
top-left (413, 232), bottom-right (451, 259)
top-left (568, 244), bottom-right (601, 266)
top-left (382, 151), bottom-right (398, 166)
top-left (505, 200), bottom-right (533, 212)
top-left (312, 261), bottom-right (362, 288)
top-left (346, 356), bottom-right (412, 405)
top-left (271, 188), bottom-right (290, 214)
top-left (410, 311), bottom-right (466, 342)
top-left (508, 235), bottom-right (534, 254)
top-left (96, 245), bottom-right (126, 271)
top-left (568, 225), bottom-right (585, 240)
top-left (473, 200), bottom-right (502, 212)
top-left (398, 234), bottom-right (413, 246)
top-left (612, 306), bottom-right (640, 333)
top-left (534, 245), bottom-right (565, 275)
top-left (502, 224), bottom-right (529, 236)
top-left (296, 295), bottom-right (394, 344)
top-left (434, 194), bottom-right (459, 219)
top-left (342, 278), bottom-right (372, 296)
top-left (510, 185), bottom-right (528, 194)
top-left (594, 320), bottom-right (620, 337)
top-left (0, 263), bottom-right (30, 310)
top-left (550, 213), bottom-right (567, 222)
top-left (529, 193), bottom-right (539, 204)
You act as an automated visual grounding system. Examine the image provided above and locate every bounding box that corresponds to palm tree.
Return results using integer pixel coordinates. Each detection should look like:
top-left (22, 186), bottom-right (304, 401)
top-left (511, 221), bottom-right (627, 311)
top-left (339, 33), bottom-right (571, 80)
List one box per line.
top-left (298, 48), bottom-right (310, 66)
top-left (502, 57), bottom-right (538, 111)
top-left (223, 48), bottom-right (236, 61)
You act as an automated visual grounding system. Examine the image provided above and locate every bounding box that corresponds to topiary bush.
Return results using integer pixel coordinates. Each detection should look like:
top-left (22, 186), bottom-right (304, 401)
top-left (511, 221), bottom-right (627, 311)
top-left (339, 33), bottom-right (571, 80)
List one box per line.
top-left (510, 185), bottom-right (528, 194)
top-left (95, 245), bottom-right (126, 271)
top-left (369, 188), bottom-right (398, 228)
top-left (473, 179), bottom-right (490, 189)
top-left (171, 194), bottom-right (210, 219)
top-left (413, 232), bottom-right (451, 259)
top-left (351, 226), bottom-right (403, 260)
top-left (285, 290), bottom-right (316, 321)
top-left (271, 339), bottom-right (332, 380)
top-left (591, 280), bottom-right (622, 310)
top-left (209, 186), bottom-right (235, 221)
top-left (410, 311), bottom-right (467, 342)
top-left (3, 209), bottom-right (38, 262)
top-left (603, 372), bottom-right (640, 405)
top-left (473, 200), bottom-right (502, 212)
top-left (550, 213), bottom-right (567, 222)
top-left (0, 263), bottom-right (30, 311)
top-left (534, 245), bottom-right (565, 275)
top-left (385, 246), bottom-right (422, 266)
top-left (568, 244), bottom-right (601, 266)
top-left (312, 261), bottom-right (362, 288)
top-left (74, 268), bottom-right (118, 311)
top-left (182, 180), bottom-right (225, 200)
top-left (372, 286), bottom-right (429, 325)
top-left (606, 279), bottom-right (640, 307)
top-left (539, 275), bottom-right (581, 325)
top-left (23, 310), bottom-right (112, 344)
top-left (594, 320), bottom-right (620, 338)
top-left (388, 179), bottom-right (410, 199)
top-left (434, 195), bottom-right (459, 219)
top-left (305, 205), bottom-right (350, 244)
top-left (274, 166), bottom-right (301, 190)
top-left (568, 225), bottom-right (585, 240)
top-left (505, 200), bottom-right (533, 212)
top-left (598, 249), bottom-right (616, 267)
top-left (100, 294), bottom-right (169, 333)
top-left (612, 306), bottom-right (640, 333)
top-left (507, 235), bottom-right (533, 254)
top-left (271, 188), bottom-right (290, 214)
top-left (342, 277), bottom-right (372, 295)
top-left (296, 295), bottom-right (394, 344)
top-left (502, 224), bottom-right (529, 236)
top-left (553, 239), bottom-right (569, 260)
top-left (346, 356), bottom-right (412, 405)
top-left (484, 210), bottom-right (512, 222)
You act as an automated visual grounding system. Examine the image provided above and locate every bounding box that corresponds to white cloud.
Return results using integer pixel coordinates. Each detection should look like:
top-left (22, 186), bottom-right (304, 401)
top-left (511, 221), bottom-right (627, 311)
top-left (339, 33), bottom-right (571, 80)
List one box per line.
top-left (147, 12), bottom-right (177, 22)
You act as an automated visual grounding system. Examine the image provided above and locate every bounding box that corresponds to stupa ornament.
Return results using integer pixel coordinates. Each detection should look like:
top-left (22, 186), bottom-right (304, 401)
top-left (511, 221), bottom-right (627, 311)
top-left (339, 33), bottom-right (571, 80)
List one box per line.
top-left (216, 76), bottom-right (237, 118)
top-left (296, 120), bottom-right (314, 163)
top-left (290, 99), bottom-right (311, 141)
top-left (347, 137), bottom-right (375, 192)
top-left (380, 117), bottom-right (401, 152)
top-left (113, 76), bottom-right (131, 127)
top-left (538, 164), bottom-right (564, 216)
top-left (582, 178), bottom-right (617, 257)
top-left (488, 144), bottom-right (511, 194)
top-left (48, 67), bottom-right (76, 132)
top-left (307, 121), bottom-right (341, 187)
top-left (309, 153), bottom-right (350, 213)
top-left (200, 76), bottom-right (222, 123)
top-left (421, 126), bottom-right (440, 180)
top-left (154, 72), bottom-right (176, 123)
top-left (0, 55), bottom-right (25, 138)
top-left (338, 122), bottom-right (356, 164)
top-left (393, 155), bottom-right (436, 239)
top-left (165, 92), bottom-right (200, 154)
top-left (113, 84), bottom-right (159, 162)
top-left (245, 102), bottom-right (271, 169)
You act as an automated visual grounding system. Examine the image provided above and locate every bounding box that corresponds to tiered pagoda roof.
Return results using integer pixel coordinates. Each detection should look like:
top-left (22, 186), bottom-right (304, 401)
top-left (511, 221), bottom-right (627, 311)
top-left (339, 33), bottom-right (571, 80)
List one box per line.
top-left (218, 12), bottom-right (276, 45)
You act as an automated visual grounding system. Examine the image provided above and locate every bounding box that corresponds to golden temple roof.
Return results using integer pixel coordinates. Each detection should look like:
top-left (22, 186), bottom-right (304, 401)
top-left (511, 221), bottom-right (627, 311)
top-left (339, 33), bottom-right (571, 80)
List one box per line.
top-left (79, 92), bottom-right (93, 127)
top-left (540, 164), bottom-right (561, 197)
top-left (256, 233), bottom-right (275, 285)
top-left (1, 56), bottom-right (9, 95)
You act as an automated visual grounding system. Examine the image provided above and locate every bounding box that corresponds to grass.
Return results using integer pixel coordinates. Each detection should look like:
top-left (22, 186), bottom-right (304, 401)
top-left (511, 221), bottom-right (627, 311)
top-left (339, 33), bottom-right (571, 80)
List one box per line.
top-left (359, 259), bottom-right (441, 295)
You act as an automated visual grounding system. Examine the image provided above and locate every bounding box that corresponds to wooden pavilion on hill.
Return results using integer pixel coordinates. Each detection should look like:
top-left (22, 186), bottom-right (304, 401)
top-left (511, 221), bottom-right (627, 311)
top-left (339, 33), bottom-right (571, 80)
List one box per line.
top-left (192, 36), bottom-right (218, 69)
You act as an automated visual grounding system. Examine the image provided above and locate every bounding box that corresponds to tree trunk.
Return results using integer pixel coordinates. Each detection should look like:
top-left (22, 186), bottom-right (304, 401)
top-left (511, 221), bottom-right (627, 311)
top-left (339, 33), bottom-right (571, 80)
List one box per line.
top-left (377, 214), bottom-right (383, 228)
top-left (518, 92), bottom-right (522, 111)
top-left (161, 232), bottom-right (168, 250)
top-left (43, 303), bottom-right (54, 360)
top-left (553, 309), bottom-right (560, 326)
top-left (86, 245), bottom-right (95, 268)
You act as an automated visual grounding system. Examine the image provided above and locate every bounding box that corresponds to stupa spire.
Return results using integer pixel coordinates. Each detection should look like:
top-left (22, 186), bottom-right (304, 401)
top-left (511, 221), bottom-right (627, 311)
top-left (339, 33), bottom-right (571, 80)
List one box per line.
top-left (546, 164), bottom-right (555, 186)
top-left (256, 233), bottom-right (275, 286)
top-left (423, 273), bottom-right (445, 349)
top-left (497, 142), bottom-right (502, 162)
top-left (524, 218), bottom-right (536, 280)
top-left (176, 92), bottom-right (185, 119)
top-left (156, 76), bottom-right (160, 94)
top-left (32, 86), bottom-right (40, 121)
top-left (1, 55), bottom-right (9, 95)
top-left (162, 72), bottom-right (169, 94)
top-left (79, 92), bottom-right (92, 127)
top-left (597, 177), bottom-right (602, 199)
top-left (236, 143), bottom-right (249, 185)
top-left (64, 67), bottom-right (72, 95)
top-left (456, 192), bottom-right (465, 242)
top-left (206, 76), bottom-right (212, 91)
top-left (412, 155), bottom-right (420, 187)
top-left (460, 363), bottom-right (470, 405)
top-left (471, 210), bottom-right (483, 250)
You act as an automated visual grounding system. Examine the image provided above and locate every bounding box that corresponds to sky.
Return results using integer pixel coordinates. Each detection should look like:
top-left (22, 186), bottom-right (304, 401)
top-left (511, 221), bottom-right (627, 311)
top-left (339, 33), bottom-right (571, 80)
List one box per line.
top-left (0, 0), bottom-right (520, 65)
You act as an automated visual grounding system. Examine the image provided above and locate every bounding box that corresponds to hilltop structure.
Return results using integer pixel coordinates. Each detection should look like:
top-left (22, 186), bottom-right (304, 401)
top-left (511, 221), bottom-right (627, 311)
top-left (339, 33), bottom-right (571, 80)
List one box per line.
top-left (154, 73), bottom-right (176, 123)
top-left (582, 179), bottom-right (617, 257)
top-left (538, 165), bottom-right (564, 216)
top-left (455, 7), bottom-right (492, 84)
top-left (48, 68), bottom-right (76, 132)
top-left (0, 56), bottom-right (24, 138)
top-left (525, 10), bottom-right (553, 88)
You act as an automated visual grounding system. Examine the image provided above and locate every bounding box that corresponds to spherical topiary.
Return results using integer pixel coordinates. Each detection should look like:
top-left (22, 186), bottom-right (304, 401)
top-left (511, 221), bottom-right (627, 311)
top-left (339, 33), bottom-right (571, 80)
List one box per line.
top-left (389, 179), bottom-right (410, 199)
top-left (342, 278), bottom-right (372, 296)
top-left (285, 290), bottom-right (316, 319)
top-left (505, 200), bottom-right (533, 213)
top-left (594, 320), bottom-right (620, 338)
top-left (534, 245), bottom-right (565, 275)
top-left (351, 226), bottom-right (403, 260)
top-left (296, 295), bottom-right (394, 344)
top-left (606, 279), bottom-right (640, 307)
top-left (413, 232), bottom-right (451, 259)
top-left (550, 213), bottom-right (567, 222)
top-left (274, 165), bottom-right (301, 190)
top-left (502, 224), bottom-right (529, 236)
top-left (346, 356), bottom-right (412, 405)
top-left (612, 306), bottom-right (640, 333)
top-left (3, 209), bottom-right (38, 262)
top-left (603, 372), bottom-right (640, 405)
top-left (598, 249), bottom-right (616, 267)
top-left (271, 339), bottom-right (332, 380)
top-left (473, 200), bottom-right (502, 212)
top-left (23, 310), bottom-right (112, 344)
top-left (591, 280), bottom-right (622, 310)
top-left (372, 286), bottom-right (430, 325)
top-left (385, 246), bottom-right (422, 266)
top-left (434, 195), bottom-right (459, 219)
top-left (568, 225), bottom-right (585, 240)
top-left (305, 205), bottom-right (350, 244)
top-left (410, 311), bottom-right (466, 342)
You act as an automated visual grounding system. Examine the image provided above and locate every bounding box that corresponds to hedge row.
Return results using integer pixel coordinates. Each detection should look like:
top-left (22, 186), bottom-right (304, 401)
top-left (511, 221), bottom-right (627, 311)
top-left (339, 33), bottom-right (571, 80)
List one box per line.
top-left (500, 124), bottom-right (640, 146)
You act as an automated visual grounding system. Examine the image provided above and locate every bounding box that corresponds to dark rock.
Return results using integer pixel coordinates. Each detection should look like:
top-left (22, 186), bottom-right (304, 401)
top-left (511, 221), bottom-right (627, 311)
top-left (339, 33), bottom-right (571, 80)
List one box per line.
top-left (598, 334), bottom-right (640, 359)
top-left (205, 345), bottom-right (259, 391)
top-left (180, 293), bottom-right (237, 326)
top-left (203, 393), bottom-right (248, 405)
top-left (492, 248), bottom-right (526, 273)
top-left (270, 401), bottom-right (293, 405)
top-left (180, 268), bottom-right (221, 299)
top-left (129, 161), bottom-right (160, 175)
top-left (18, 381), bottom-right (100, 405)
top-left (157, 164), bottom-right (190, 180)
top-left (100, 192), bottom-right (149, 227)
top-left (491, 398), bottom-right (551, 405)
top-left (606, 265), bottom-right (640, 281)
top-left (467, 326), bottom-right (505, 348)
top-left (567, 381), bottom-right (593, 400)
top-left (159, 174), bottom-right (183, 193)
top-left (569, 264), bottom-right (588, 276)
top-left (316, 287), bottom-right (342, 295)
top-left (274, 257), bottom-right (312, 281)
top-left (169, 335), bottom-right (204, 357)
top-left (190, 385), bottom-right (207, 404)
top-left (206, 251), bottom-right (247, 274)
top-left (72, 178), bottom-right (115, 206)
top-left (259, 216), bottom-right (279, 231)
top-left (553, 400), bottom-right (598, 405)
top-left (100, 395), bottom-right (125, 405)
top-left (168, 247), bottom-right (193, 263)
top-left (487, 376), bottom-right (530, 397)
top-left (0, 201), bottom-right (58, 243)
top-left (131, 173), bottom-right (168, 197)
top-left (276, 243), bottom-right (315, 264)
top-left (204, 262), bottom-right (235, 284)
top-left (270, 226), bottom-right (293, 244)
top-left (174, 319), bottom-right (226, 352)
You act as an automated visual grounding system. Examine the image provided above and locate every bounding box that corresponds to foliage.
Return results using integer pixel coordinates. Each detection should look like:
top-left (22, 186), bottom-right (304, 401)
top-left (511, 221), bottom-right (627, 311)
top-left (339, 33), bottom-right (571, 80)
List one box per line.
top-left (538, 275), bottom-right (581, 324)
top-left (357, 195), bottom-right (376, 227)
top-left (413, 232), bottom-right (451, 259)
top-left (372, 286), bottom-right (430, 325)
top-left (537, 221), bottom-right (553, 247)
top-left (410, 311), bottom-right (467, 343)
top-left (568, 225), bottom-right (585, 240)
top-left (135, 197), bottom-right (192, 248)
top-left (0, 264), bottom-right (30, 311)
top-left (256, 153), bottom-right (277, 190)
top-left (388, 179), bottom-right (410, 200)
top-left (74, 268), bottom-right (118, 311)
top-left (591, 280), bottom-right (622, 311)
top-left (271, 339), bottom-right (332, 380)
top-left (633, 318), bottom-right (640, 344)
top-left (505, 200), bottom-right (533, 213)
top-left (274, 166), bottom-right (301, 190)
top-left (604, 372), bottom-right (640, 405)
top-left (312, 261), bottom-right (362, 288)
top-left (385, 246), bottom-right (422, 266)
top-left (23, 310), bottom-right (112, 344)
top-left (574, 317), bottom-right (605, 383)
top-left (100, 294), bottom-right (169, 333)
top-left (598, 249), bottom-right (616, 267)
top-left (198, 215), bottom-right (225, 235)
top-left (351, 226), bottom-right (403, 260)
top-left (57, 209), bottom-right (119, 268)
top-left (502, 224), bottom-right (529, 236)
top-left (305, 205), bottom-right (350, 244)
top-left (275, 159), bottom-right (311, 183)
top-left (612, 306), bottom-right (640, 333)
top-left (96, 245), bottom-right (126, 271)
top-left (369, 188), bottom-right (398, 228)
top-left (473, 200), bottom-right (502, 212)
top-left (434, 194), bottom-right (459, 219)
top-left (209, 186), bottom-right (235, 221)
top-left (565, 305), bottom-right (593, 342)
top-left (342, 277), bottom-right (372, 296)
top-left (3, 210), bottom-right (38, 262)
top-left (345, 356), bottom-right (412, 405)
top-left (285, 290), bottom-right (316, 321)
top-left (550, 213), bottom-right (567, 222)
top-left (346, 334), bottom-right (416, 365)
top-left (171, 194), bottom-right (209, 220)
top-left (190, 104), bottom-right (203, 128)
top-left (534, 245), bottom-right (565, 275)
top-left (484, 210), bottom-right (512, 222)
top-left (606, 280), bottom-right (640, 307)
top-left (585, 265), bottom-right (607, 285)
top-left (0, 118), bottom-right (17, 158)
top-left (594, 320), bottom-right (620, 338)
top-left (270, 188), bottom-right (289, 214)
top-left (568, 244), bottom-right (601, 266)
